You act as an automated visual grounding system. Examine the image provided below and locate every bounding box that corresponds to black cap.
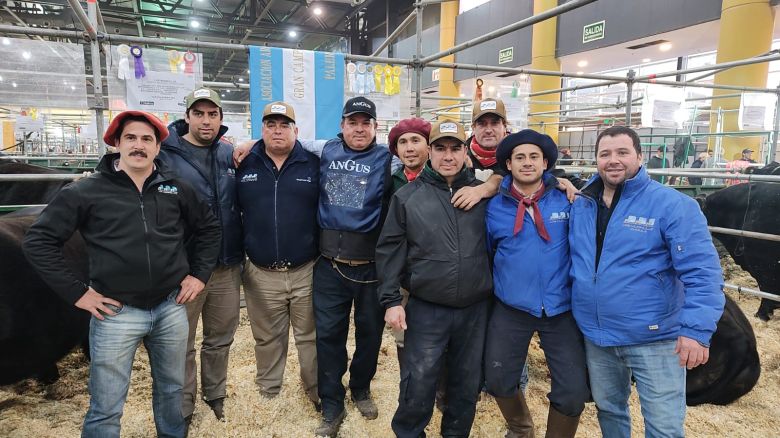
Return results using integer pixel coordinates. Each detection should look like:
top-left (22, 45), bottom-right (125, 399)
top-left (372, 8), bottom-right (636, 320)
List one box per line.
top-left (496, 129), bottom-right (558, 173)
top-left (342, 96), bottom-right (377, 120)
top-left (742, 148), bottom-right (753, 154)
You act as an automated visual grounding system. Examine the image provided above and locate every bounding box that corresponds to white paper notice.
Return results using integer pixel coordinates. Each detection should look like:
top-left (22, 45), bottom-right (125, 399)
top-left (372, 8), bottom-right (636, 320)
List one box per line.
top-left (125, 71), bottom-right (197, 113)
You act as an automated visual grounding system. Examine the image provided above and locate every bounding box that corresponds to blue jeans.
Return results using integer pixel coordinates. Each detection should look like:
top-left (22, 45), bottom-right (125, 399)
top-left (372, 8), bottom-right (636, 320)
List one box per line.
top-left (584, 339), bottom-right (686, 438)
top-left (82, 290), bottom-right (189, 438)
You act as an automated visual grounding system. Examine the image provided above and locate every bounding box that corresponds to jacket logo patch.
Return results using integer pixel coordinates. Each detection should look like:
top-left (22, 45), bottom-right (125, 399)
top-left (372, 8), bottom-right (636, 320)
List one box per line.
top-left (623, 215), bottom-right (655, 232)
top-left (296, 177), bottom-right (312, 183)
top-left (226, 168), bottom-right (236, 177)
top-left (158, 185), bottom-right (178, 195)
top-left (240, 173), bottom-right (258, 183)
top-left (328, 159), bottom-right (371, 173)
top-left (549, 211), bottom-right (569, 222)
top-left (648, 324), bottom-right (659, 330)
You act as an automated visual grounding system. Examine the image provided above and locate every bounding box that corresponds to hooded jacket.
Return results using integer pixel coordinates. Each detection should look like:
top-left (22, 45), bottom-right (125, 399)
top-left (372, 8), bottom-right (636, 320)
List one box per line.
top-left (158, 119), bottom-right (243, 266)
top-left (569, 166), bottom-right (725, 347)
top-left (376, 164), bottom-right (493, 309)
top-left (486, 173), bottom-right (572, 317)
top-left (23, 154), bottom-right (221, 309)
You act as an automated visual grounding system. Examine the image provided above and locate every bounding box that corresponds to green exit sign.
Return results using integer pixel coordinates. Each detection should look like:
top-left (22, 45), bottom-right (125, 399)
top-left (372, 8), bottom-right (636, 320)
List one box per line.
top-left (498, 47), bottom-right (513, 64)
top-left (583, 20), bottom-right (605, 43)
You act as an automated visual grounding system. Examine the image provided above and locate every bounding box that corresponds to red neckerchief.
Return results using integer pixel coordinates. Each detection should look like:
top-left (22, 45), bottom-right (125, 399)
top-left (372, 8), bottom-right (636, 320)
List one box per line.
top-left (509, 182), bottom-right (550, 241)
top-left (469, 137), bottom-right (497, 168)
top-left (404, 167), bottom-right (422, 183)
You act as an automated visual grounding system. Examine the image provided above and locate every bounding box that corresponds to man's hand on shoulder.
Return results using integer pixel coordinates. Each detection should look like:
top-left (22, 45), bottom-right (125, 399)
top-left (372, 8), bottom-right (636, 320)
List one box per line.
top-left (556, 177), bottom-right (579, 203)
top-left (385, 305), bottom-right (407, 331)
top-left (452, 173), bottom-right (501, 210)
top-left (75, 287), bottom-right (123, 320)
top-left (177, 275), bottom-right (206, 304)
top-left (675, 336), bottom-right (709, 369)
top-left (232, 139), bottom-right (257, 166)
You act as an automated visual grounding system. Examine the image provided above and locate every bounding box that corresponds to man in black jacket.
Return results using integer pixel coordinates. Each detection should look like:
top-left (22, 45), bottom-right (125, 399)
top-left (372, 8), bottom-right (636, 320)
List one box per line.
top-left (376, 120), bottom-right (493, 438)
top-left (159, 87), bottom-right (243, 424)
top-left (23, 111), bottom-right (221, 438)
top-left (237, 101), bottom-right (320, 409)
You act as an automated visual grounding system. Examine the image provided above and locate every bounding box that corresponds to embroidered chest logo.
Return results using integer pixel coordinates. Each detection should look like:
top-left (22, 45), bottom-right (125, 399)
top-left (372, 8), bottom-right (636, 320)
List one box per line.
top-left (548, 211), bottom-right (570, 222)
top-left (240, 173), bottom-right (258, 183)
top-left (158, 185), bottom-right (178, 195)
top-left (623, 215), bottom-right (656, 232)
top-left (296, 177), bottom-right (312, 183)
top-left (327, 159), bottom-right (371, 173)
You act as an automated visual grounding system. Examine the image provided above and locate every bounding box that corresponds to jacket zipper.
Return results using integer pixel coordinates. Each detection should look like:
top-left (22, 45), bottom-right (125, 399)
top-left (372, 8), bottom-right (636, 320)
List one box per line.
top-left (138, 193), bottom-right (153, 287)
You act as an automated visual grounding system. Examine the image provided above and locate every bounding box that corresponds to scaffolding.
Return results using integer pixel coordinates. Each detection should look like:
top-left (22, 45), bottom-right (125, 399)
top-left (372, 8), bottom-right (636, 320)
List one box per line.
top-left (1, 0), bottom-right (780, 160)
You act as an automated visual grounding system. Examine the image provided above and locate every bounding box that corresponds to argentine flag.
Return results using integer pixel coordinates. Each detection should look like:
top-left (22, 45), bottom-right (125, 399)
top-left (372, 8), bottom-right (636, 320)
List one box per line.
top-left (249, 46), bottom-right (345, 140)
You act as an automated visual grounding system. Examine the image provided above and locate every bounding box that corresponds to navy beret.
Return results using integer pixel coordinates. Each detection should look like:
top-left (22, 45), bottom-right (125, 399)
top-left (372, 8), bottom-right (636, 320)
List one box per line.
top-left (496, 129), bottom-right (558, 172)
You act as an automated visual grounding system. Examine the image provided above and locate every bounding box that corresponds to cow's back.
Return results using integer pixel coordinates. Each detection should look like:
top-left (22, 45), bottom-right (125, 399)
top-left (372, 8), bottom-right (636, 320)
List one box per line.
top-left (0, 160), bottom-right (67, 206)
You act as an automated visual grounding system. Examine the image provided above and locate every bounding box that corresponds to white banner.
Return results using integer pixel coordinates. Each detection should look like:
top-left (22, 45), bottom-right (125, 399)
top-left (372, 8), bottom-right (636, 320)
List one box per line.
top-left (739, 93), bottom-right (775, 130)
top-left (14, 115), bottom-right (45, 133)
top-left (641, 86), bottom-right (684, 129)
top-left (125, 71), bottom-right (197, 113)
top-left (282, 50), bottom-right (317, 140)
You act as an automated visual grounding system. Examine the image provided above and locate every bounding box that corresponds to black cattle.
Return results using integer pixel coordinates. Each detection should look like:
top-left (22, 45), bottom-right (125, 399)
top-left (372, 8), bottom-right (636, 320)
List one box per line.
top-left (0, 159), bottom-right (69, 207)
top-left (0, 207), bottom-right (90, 385)
top-left (686, 295), bottom-right (760, 406)
top-left (701, 166), bottom-right (780, 321)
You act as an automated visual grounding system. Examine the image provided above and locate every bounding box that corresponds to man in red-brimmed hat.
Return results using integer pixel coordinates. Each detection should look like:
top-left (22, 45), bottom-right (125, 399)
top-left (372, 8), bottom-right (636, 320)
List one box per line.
top-left (24, 110), bottom-right (221, 438)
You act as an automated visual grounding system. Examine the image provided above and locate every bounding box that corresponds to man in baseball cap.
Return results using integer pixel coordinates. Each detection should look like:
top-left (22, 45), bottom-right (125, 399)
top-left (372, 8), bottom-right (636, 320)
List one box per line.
top-left (377, 119), bottom-right (493, 437)
top-left (485, 129), bottom-right (588, 437)
top-left (158, 87), bottom-right (244, 428)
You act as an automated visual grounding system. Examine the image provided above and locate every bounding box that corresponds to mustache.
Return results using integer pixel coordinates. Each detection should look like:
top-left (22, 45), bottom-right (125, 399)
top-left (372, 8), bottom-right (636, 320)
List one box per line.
top-left (129, 150), bottom-right (148, 158)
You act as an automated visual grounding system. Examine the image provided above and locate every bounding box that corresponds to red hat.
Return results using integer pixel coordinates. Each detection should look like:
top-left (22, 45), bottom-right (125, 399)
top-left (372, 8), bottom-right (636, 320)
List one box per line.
top-left (388, 117), bottom-right (431, 156)
top-left (103, 110), bottom-right (169, 146)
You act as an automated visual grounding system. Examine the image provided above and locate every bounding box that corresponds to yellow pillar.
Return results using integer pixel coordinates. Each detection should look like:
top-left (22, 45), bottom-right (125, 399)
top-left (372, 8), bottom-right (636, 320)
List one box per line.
top-left (709, 0), bottom-right (774, 160)
top-left (529, 0), bottom-right (561, 142)
top-left (438, 1), bottom-right (461, 116)
top-left (2, 121), bottom-right (14, 150)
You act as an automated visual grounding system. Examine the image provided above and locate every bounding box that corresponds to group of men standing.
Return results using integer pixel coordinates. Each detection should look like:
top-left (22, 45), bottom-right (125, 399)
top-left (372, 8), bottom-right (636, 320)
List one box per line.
top-left (21, 89), bottom-right (725, 438)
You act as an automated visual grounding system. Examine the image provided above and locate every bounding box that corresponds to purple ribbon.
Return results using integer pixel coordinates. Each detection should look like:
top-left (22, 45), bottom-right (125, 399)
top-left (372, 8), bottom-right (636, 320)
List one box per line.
top-left (130, 45), bottom-right (145, 79)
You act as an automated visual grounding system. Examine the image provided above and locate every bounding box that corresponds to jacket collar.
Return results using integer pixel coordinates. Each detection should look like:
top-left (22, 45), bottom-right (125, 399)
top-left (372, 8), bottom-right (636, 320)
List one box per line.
top-left (498, 172), bottom-right (559, 202)
top-left (249, 139), bottom-right (308, 168)
top-left (418, 161), bottom-right (475, 191)
top-left (163, 119), bottom-right (228, 150)
top-left (580, 165), bottom-right (650, 201)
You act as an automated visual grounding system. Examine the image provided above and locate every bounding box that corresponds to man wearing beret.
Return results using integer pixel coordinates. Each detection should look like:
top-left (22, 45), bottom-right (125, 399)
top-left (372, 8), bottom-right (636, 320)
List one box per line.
top-left (159, 88), bottom-right (244, 424)
top-left (569, 126), bottom-right (724, 437)
top-left (377, 120), bottom-right (493, 438)
top-left (388, 117), bottom-right (431, 194)
top-left (24, 111), bottom-right (221, 437)
top-left (237, 101), bottom-right (320, 409)
top-left (484, 129), bottom-right (589, 438)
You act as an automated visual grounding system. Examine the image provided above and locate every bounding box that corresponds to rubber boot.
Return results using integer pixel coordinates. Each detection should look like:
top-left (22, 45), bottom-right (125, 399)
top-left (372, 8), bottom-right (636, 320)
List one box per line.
top-left (495, 393), bottom-right (535, 438)
top-left (544, 406), bottom-right (580, 438)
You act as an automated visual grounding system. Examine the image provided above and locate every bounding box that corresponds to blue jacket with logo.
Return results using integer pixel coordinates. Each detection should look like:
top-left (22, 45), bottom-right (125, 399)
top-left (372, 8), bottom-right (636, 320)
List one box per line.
top-left (237, 140), bottom-right (320, 269)
top-left (487, 173), bottom-right (572, 317)
top-left (569, 166), bottom-right (724, 347)
top-left (159, 119), bottom-right (243, 266)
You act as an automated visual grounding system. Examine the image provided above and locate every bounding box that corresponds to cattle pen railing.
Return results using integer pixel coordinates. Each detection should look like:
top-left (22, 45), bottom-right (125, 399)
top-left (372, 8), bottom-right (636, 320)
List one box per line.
top-left (2, 171), bottom-right (780, 303)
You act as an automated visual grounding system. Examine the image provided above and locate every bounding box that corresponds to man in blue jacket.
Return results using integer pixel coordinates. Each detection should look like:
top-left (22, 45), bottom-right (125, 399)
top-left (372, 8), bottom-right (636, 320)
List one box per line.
top-left (159, 88), bottom-right (244, 425)
top-left (569, 126), bottom-right (725, 437)
top-left (485, 130), bottom-right (588, 438)
top-left (237, 101), bottom-right (320, 409)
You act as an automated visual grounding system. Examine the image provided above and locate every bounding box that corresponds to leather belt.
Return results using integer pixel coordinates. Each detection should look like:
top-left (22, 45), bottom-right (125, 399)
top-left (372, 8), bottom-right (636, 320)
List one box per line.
top-left (323, 255), bottom-right (373, 266)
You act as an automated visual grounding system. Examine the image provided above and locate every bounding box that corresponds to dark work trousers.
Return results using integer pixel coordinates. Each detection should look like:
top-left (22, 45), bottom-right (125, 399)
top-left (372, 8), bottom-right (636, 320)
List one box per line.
top-left (392, 296), bottom-right (490, 438)
top-left (484, 300), bottom-right (590, 417)
top-left (312, 257), bottom-right (385, 420)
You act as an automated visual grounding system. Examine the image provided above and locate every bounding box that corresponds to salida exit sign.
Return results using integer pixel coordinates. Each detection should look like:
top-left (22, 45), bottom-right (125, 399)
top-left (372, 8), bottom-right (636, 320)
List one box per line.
top-left (583, 20), bottom-right (605, 43)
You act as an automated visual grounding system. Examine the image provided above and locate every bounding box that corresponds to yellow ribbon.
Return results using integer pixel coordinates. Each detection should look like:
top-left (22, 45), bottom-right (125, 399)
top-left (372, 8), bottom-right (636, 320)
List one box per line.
top-left (373, 65), bottom-right (383, 93)
top-left (168, 50), bottom-right (182, 73)
top-left (392, 66), bottom-right (402, 96)
top-left (383, 65), bottom-right (393, 95)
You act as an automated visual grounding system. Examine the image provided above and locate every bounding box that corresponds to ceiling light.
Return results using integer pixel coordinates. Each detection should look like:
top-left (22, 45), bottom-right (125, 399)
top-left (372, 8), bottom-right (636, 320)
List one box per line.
top-left (247, 69), bottom-right (250, 74)
top-left (289, 30), bottom-right (298, 37)
top-left (577, 60), bottom-right (588, 68)
top-left (12, 82), bottom-right (17, 88)
top-left (71, 85), bottom-right (76, 90)
top-left (659, 42), bottom-right (672, 52)
top-left (313, 7), bottom-right (323, 16)
top-left (0, 75), bottom-right (3, 82)
top-left (642, 58), bottom-right (651, 63)
top-left (221, 93), bottom-right (226, 97)
top-left (496, 92), bottom-right (501, 98)
top-left (2, 38), bottom-right (10, 46)
top-left (488, 86), bottom-right (495, 93)
top-left (459, 93), bottom-right (465, 97)
top-left (577, 71), bottom-right (584, 75)
top-left (238, 77), bottom-right (244, 82)
top-left (22, 51), bottom-right (31, 60)
top-left (190, 20), bottom-right (201, 29)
